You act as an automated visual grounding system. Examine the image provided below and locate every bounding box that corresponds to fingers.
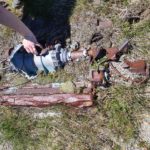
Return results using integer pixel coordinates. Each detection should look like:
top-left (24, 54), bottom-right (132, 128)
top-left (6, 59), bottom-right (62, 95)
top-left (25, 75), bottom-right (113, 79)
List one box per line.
top-left (29, 45), bottom-right (37, 54)
top-left (22, 38), bottom-right (44, 55)
top-left (40, 48), bottom-right (49, 56)
top-left (35, 43), bottom-right (43, 49)
top-left (22, 39), bottom-right (38, 55)
top-left (25, 47), bottom-right (30, 53)
top-left (24, 45), bottom-right (37, 54)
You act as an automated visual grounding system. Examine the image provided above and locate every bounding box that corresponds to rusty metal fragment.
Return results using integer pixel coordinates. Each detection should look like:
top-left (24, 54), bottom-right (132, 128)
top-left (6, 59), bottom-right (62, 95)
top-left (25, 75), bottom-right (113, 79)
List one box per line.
top-left (0, 83), bottom-right (93, 108)
top-left (106, 47), bottom-right (119, 60)
top-left (110, 60), bottom-right (149, 85)
top-left (106, 40), bottom-right (129, 60)
top-left (90, 70), bottom-right (104, 83)
top-left (0, 94), bottom-right (92, 108)
top-left (123, 59), bottom-right (147, 75)
top-left (87, 47), bottom-right (106, 62)
top-left (70, 51), bottom-right (83, 60)
top-left (1, 39), bottom-right (149, 108)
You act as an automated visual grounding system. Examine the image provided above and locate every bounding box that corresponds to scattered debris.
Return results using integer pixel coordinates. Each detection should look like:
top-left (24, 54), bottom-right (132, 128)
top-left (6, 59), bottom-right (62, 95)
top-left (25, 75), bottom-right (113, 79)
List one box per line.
top-left (110, 59), bottom-right (149, 85)
top-left (0, 38), bottom-right (149, 107)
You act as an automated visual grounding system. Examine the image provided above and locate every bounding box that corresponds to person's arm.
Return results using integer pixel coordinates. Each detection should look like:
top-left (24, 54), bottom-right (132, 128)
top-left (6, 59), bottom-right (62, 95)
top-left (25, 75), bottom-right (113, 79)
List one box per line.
top-left (0, 6), bottom-right (39, 54)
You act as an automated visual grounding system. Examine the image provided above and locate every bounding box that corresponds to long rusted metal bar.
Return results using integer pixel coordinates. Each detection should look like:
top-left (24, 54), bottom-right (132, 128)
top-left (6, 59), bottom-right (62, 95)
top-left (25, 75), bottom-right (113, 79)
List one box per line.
top-left (0, 83), bottom-right (93, 108)
top-left (0, 94), bottom-right (93, 108)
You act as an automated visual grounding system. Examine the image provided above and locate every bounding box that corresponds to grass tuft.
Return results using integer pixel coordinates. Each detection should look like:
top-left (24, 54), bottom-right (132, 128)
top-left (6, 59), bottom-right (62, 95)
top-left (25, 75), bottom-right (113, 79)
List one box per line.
top-left (99, 85), bottom-right (148, 141)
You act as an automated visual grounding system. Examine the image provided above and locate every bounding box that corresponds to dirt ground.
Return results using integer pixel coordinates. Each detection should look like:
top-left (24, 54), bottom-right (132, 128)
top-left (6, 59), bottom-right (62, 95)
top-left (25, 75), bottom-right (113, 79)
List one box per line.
top-left (0, 0), bottom-right (150, 150)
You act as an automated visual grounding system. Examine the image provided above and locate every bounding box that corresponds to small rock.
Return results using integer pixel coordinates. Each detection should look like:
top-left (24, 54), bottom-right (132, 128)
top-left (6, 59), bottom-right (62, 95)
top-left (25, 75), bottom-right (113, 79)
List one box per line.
top-left (97, 19), bottom-right (113, 30)
top-left (130, 0), bottom-right (141, 4)
top-left (93, 0), bottom-right (101, 5)
top-left (139, 112), bottom-right (150, 144)
top-left (60, 81), bottom-right (76, 93)
top-left (141, 9), bottom-right (150, 21)
top-left (33, 111), bottom-right (62, 119)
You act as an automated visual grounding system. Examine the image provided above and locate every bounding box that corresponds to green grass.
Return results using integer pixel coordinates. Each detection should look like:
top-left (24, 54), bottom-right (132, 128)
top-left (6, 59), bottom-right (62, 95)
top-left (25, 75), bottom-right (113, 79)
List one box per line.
top-left (0, 107), bottom-right (36, 150)
top-left (0, 0), bottom-right (150, 149)
top-left (0, 85), bottom-right (148, 149)
top-left (34, 70), bottom-right (75, 85)
top-left (120, 20), bottom-right (150, 38)
top-left (0, 106), bottom-right (105, 150)
top-left (0, 25), bottom-right (14, 40)
top-left (102, 0), bottom-right (129, 5)
top-left (0, 106), bottom-right (64, 150)
top-left (96, 85), bottom-right (149, 141)
top-left (113, 144), bottom-right (121, 150)
top-left (73, 0), bottom-right (91, 11)
top-left (70, 0), bottom-right (93, 21)
top-left (104, 98), bottom-right (136, 140)
top-left (139, 141), bottom-right (150, 150)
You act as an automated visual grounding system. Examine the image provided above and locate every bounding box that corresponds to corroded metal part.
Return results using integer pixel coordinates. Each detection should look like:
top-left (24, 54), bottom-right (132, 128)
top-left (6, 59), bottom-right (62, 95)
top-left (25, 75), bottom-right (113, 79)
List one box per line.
top-left (90, 70), bottom-right (104, 83)
top-left (70, 51), bottom-right (83, 60)
top-left (87, 47), bottom-right (106, 61)
top-left (88, 48), bottom-right (98, 58)
top-left (70, 40), bottom-right (129, 62)
top-left (0, 82), bottom-right (93, 108)
top-left (0, 94), bottom-right (93, 108)
top-left (106, 40), bottom-right (129, 60)
top-left (118, 39), bottom-right (129, 52)
top-left (106, 47), bottom-right (119, 60)
top-left (124, 59), bottom-right (147, 75)
top-left (5, 87), bottom-right (63, 95)
top-left (66, 46), bottom-right (106, 61)
top-left (110, 60), bottom-right (149, 85)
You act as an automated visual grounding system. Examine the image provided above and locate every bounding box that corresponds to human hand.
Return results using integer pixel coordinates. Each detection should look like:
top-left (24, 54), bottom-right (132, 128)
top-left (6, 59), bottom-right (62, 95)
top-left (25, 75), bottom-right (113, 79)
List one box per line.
top-left (22, 35), bottom-right (42, 54)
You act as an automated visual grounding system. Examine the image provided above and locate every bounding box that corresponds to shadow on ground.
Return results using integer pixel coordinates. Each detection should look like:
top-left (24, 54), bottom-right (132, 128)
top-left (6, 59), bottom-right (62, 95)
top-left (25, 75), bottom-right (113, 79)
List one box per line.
top-left (21, 0), bottom-right (76, 46)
